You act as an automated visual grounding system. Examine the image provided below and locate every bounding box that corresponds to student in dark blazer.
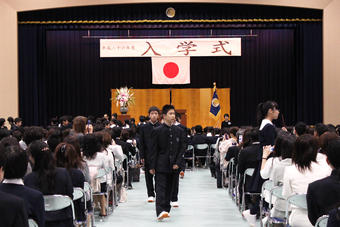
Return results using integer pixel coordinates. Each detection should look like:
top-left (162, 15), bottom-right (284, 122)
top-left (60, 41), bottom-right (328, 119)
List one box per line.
top-left (190, 125), bottom-right (209, 166)
top-left (0, 191), bottom-right (29, 227)
top-left (307, 138), bottom-right (340, 225)
top-left (139, 106), bottom-right (161, 202)
top-left (24, 140), bottom-right (73, 227)
top-left (148, 105), bottom-right (186, 220)
top-left (0, 145), bottom-right (45, 227)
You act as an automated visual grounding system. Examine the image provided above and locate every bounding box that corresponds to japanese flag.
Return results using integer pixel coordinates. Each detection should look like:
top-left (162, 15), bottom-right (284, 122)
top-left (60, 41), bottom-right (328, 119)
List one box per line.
top-left (152, 57), bottom-right (190, 84)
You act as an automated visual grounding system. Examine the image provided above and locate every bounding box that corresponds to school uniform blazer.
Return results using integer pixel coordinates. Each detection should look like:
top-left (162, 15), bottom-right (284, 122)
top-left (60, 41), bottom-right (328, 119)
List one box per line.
top-left (190, 133), bottom-right (209, 145)
top-left (307, 170), bottom-right (340, 225)
top-left (149, 124), bottom-right (186, 173)
top-left (139, 121), bottom-right (161, 162)
top-left (0, 191), bottom-right (28, 227)
top-left (24, 167), bottom-right (73, 223)
top-left (0, 183), bottom-right (45, 227)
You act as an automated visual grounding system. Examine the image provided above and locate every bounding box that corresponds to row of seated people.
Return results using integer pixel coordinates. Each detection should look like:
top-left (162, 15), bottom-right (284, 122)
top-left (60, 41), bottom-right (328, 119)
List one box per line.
top-left (0, 115), bottom-right (138, 227)
top-left (214, 122), bottom-right (340, 227)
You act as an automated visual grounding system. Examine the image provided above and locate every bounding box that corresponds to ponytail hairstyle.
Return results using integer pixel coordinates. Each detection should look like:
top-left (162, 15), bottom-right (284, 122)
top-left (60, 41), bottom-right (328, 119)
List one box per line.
top-left (28, 140), bottom-right (56, 194)
top-left (324, 138), bottom-right (340, 180)
top-left (256, 101), bottom-right (279, 126)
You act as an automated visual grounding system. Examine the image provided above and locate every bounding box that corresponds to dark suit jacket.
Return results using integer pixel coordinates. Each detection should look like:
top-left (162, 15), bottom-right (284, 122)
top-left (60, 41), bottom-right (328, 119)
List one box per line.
top-left (307, 170), bottom-right (340, 225)
top-left (115, 138), bottom-right (137, 157)
top-left (238, 143), bottom-right (261, 192)
top-left (225, 145), bottom-right (240, 174)
top-left (24, 167), bottom-right (74, 223)
top-left (68, 168), bottom-right (86, 222)
top-left (327, 207), bottom-right (340, 227)
top-left (0, 183), bottom-right (45, 227)
top-left (149, 124), bottom-right (186, 173)
top-left (0, 191), bottom-right (28, 227)
top-left (190, 133), bottom-right (209, 145)
top-left (139, 121), bottom-right (161, 162)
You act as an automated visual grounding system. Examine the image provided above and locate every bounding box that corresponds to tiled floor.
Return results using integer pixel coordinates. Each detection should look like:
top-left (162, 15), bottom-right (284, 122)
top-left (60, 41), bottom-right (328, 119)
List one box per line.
top-left (96, 168), bottom-right (250, 227)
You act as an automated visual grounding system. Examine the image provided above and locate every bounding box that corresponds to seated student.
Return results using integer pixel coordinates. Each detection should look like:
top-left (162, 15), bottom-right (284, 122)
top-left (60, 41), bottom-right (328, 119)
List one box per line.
top-left (0, 191), bottom-right (29, 227)
top-left (190, 125), bottom-right (209, 166)
top-left (0, 145), bottom-right (45, 227)
top-left (282, 134), bottom-right (332, 227)
top-left (24, 140), bottom-right (74, 227)
top-left (294, 122), bottom-right (307, 137)
top-left (82, 134), bottom-right (108, 216)
top-left (307, 137), bottom-right (340, 225)
top-left (55, 143), bottom-right (86, 223)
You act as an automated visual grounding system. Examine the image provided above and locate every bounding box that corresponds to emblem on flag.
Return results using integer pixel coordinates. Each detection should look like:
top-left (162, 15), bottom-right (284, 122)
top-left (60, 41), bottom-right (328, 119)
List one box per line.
top-left (209, 83), bottom-right (221, 120)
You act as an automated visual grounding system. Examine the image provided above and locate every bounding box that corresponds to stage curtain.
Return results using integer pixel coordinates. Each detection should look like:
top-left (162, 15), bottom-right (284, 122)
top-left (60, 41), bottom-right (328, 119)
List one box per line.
top-left (111, 88), bottom-right (230, 128)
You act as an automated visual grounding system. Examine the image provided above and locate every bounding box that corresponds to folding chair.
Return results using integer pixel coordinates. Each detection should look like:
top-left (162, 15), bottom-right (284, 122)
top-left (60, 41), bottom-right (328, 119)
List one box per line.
top-left (285, 194), bottom-right (307, 226)
top-left (44, 195), bottom-right (75, 224)
top-left (184, 145), bottom-right (195, 170)
top-left (267, 185), bottom-right (286, 226)
top-left (241, 168), bottom-right (261, 212)
top-left (259, 180), bottom-right (274, 227)
top-left (84, 182), bottom-right (95, 227)
top-left (315, 215), bottom-right (329, 227)
top-left (227, 158), bottom-right (235, 195)
top-left (28, 219), bottom-right (38, 227)
top-left (207, 143), bottom-right (217, 166)
top-left (73, 187), bottom-right (87, 225)
top-left (194, 143), bottom-right (209, 168)
top-left (93, 168), bottom-right (113, 217)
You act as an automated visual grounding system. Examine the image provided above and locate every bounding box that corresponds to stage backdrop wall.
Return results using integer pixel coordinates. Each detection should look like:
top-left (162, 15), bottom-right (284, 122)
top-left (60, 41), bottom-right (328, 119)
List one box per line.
top-left (111, 88), bottom-right (230, 128)
top-left (18, 4), bottom-right (323, 127)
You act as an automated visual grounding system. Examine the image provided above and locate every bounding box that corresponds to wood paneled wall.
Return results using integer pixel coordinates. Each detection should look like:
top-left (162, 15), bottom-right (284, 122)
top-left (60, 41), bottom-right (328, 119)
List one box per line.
top-left (111, 88), bottom-right (230, 128)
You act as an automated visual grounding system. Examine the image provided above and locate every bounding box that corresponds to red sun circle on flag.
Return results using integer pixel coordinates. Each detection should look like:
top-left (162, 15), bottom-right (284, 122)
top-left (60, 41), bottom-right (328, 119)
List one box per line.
top-left (163, 62), bottom-right (179, 78)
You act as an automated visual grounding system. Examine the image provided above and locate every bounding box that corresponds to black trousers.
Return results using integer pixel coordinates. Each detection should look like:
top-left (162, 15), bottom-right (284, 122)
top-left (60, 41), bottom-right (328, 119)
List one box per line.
top-left (145, 168), bottom-right (155, 197)
top-left (171, 172), bottom-right (180, 202)
top-left (155, 171), bottom-right (178, 216)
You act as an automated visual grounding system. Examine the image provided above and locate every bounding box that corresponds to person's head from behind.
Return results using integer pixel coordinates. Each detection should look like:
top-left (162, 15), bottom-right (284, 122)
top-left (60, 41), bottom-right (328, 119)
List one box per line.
top-left (175, 112), bottom-right (181, 123)
top-left (319, 132), bottom-right (339, 154)
top-left (241, 127), bottom-right (257, 147)
top-left (55, 142), bottom-right (82, 170)
top-left (73, 116), bottom-right (87, 134)
top-left (7, 117), bottom-right (14, 124)
top-left (0, 118), bottom-right (5, 128)
top-left (224, 113), bottom-right (229, 121)
top-left (47, 128), bottom-right (62, 153)
top-left (120, 129), bottom-right (130, 142)
top-left (82, 134), bottom-right (101, 160)
top-left (23, 126), bottom-right (44, 146)
top-left (314, 123), bottom-right (328, 137)
top-left (63, 135), bottom-right (82, 157)
top-left (324, 139), bottom-right (340, 173)
top-left (229, 127), bottom-right (239, 139)
top-left (112, 113), bottom-right (118, 120)
top-left (294, 122), bottom-right (307, 137)
top-left (293, 134), bottom-right (319, 172)
top-left (274, 131), bottom-right (295, 159)
top-left (148, 106), bottom-right (160, 123)
top-left (195, 125), bottom-right (203, 134)
top-left (0, 129), bottom-right (10, 141)
top-left (256, 101), bottom-right (279, 125)
top-left (4, 145), bottom-right (27, 180)
top-left (162, 105), bottom-right (176, 125)
top-left (59, 115), bottom-right (69, 127)
top-left (14, 118), bottom-right (22, 127)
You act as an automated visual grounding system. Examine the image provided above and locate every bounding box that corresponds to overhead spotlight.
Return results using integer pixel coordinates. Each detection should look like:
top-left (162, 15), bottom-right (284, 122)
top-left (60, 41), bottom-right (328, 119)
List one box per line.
top-left (166, 7), bottom-right (176, 18)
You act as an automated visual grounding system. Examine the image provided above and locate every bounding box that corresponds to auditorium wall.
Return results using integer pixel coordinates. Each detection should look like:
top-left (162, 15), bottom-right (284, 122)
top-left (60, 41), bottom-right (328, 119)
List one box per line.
top-left (0, 0), bottom-right (339, 125)
top-left (0, 1), bottom-right (18, 125)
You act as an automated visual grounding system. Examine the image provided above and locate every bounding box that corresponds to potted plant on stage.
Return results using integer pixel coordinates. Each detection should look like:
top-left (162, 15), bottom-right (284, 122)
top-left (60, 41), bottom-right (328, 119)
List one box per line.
top-left (114, 87), bottom-right (135, 114)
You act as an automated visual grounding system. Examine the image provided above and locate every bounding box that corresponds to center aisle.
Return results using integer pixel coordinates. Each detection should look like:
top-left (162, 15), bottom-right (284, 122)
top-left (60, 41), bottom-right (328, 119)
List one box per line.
top-left (97, 169), bottom-right (249, 227)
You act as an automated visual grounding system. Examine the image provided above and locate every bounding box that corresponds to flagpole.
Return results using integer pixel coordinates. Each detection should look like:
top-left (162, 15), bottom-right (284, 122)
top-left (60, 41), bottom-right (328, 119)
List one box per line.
top-left (170, 87), bottom-right (172, 105)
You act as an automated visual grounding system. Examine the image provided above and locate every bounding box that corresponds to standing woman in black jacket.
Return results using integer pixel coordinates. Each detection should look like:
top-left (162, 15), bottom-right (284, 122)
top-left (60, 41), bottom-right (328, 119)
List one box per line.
top-left (243, 101), bottom-right (280, 227)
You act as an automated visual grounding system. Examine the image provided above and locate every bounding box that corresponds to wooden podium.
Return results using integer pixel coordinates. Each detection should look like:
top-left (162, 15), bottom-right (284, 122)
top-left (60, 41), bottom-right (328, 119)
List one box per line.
top-left (117, 114), bottom-right (131, 123)
top-left (176, 109), bottom-right (187, 127)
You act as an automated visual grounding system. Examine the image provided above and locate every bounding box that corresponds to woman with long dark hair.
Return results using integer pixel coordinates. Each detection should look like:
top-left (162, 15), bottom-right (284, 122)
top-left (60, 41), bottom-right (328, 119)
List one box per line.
top-left (24, 140), bottom-right (73, 227)
top-left (55, 142), bottom-right (86, 224)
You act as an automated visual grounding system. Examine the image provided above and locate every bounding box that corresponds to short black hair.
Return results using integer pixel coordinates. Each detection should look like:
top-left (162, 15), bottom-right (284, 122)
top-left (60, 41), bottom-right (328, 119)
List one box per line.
top-left (59, 115), bottom-right (68, 124)
top-left (0, 129), bottom-right (10, 141)
top-left (229, 127), bottom-right (239, 137)
top-left (274, 131), bottom-right (295, 159)
top-left (148, 106), bottom-right (160, 115)
top-left (175, 112), bottom-right (181, 121)
top-left (224, 113), bottom-right (229, 118)
top-left (14, 118), bottom-right (22, 123)
top-left (324, 139), bottom-right (340, 169)
top-left (82, 134), bottom-right (102, 159)
top-left (4, 146), bottom-right (27, 179)
top-left (0, 118), bottom-right (5, 127)
top-left (315, 123), bottom-right (328, 137)
top-left (23, 126), bottom-right (44, 145)
top-left (195, 125), bottom-right (203, 134)
top-left (7, 117), bottom-right (14, 124)
top-left (293, 134), bottom-right (318, 171)
top-left (162, 104), bottom-right (175, 115)
top-left (295, 122), bottom-right (307, 136)
top-left (139, 115), bottom-right (146, 122)
top-left (113, 113), bottom-right (118, 119)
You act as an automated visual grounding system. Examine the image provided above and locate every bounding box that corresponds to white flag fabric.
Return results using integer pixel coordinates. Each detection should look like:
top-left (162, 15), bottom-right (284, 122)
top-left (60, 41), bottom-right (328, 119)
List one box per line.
top-left (152, 57), bottom-right (190, 84)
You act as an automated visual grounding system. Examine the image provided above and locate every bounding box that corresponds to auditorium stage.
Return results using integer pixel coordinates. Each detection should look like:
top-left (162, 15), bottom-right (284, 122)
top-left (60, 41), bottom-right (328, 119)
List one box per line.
top-left (96, 168), bottom-right (251, 227)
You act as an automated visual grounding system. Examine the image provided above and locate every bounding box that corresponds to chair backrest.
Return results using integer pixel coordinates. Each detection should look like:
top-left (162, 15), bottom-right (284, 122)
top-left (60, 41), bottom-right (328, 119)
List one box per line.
top-left (73, 187), bottom-right (86, 201)
top-left (315, 215), bottom-right (329, 227)
top-left (187, 145), bottom-right (194, 150)
top-left (95, 168), bottom-right (107, 179)
top-left (28, 219), bottom-right (38, 227)
top-left (195, 143), bottom-right (209, 150)
top-left (44, 195), bottom-right (75, 221)
top-left (287, 194), bottom-right (307, 209)
top-left (84, 182), bottom-right (92, 202)
top-left (210, 144), bottom-right (217, 150)
top-left (271, 186), bottom-right (284, 200)
top-left (244, 168), bottom-right (255, 177)
top-left (262, 180), bottom-right (275, 193)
